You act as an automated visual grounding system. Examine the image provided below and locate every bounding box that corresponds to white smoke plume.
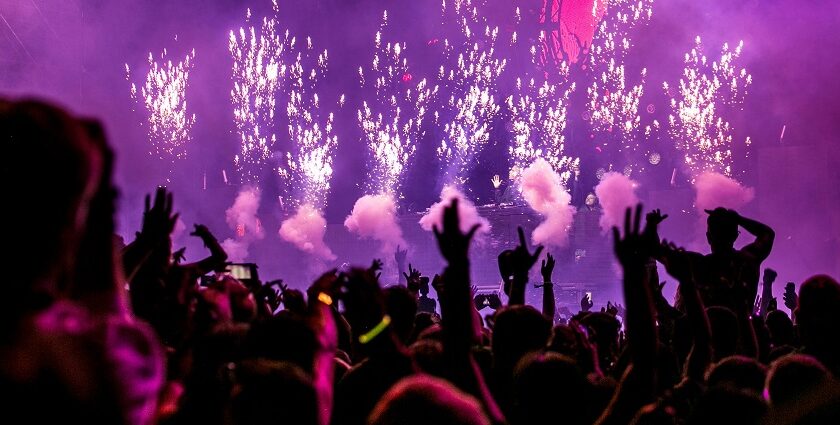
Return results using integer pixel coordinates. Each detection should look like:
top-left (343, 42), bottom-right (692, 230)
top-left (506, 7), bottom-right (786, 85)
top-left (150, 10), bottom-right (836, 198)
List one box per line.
top-left (344, 193), bottom-right (406, 254)
top-left (221, 186), bottom-right (264, 262)
top-left (279, 203), bottom-right (336, 261)
top-left (419, 185), bottom-right (490, 236)
top-left (694, 171), bottom-right (755, 212)
top-left (221, 238), bottom-right (250, 263)
top-left (595, 172), bottom-right (640, 232)
top-left (172, 217), bottom-right (187, 242)
top-left (519, 159), bottom-right (576, 247)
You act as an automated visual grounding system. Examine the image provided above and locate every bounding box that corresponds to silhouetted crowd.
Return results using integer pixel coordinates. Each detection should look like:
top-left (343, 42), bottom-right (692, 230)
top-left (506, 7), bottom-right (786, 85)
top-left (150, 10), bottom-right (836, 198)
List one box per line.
top-left (2, 99), bottom-right (837, 425)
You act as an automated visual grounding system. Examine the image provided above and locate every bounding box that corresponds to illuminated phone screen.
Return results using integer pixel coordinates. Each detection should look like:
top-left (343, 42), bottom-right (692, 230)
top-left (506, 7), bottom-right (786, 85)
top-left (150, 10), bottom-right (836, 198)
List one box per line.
top-left (228, 264), bottom-right (252, 280)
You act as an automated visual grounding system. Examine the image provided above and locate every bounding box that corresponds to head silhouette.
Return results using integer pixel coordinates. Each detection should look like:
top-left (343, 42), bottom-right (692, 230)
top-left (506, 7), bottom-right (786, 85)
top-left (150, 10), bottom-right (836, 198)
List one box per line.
top-left (796, 274), bottom-right (840, 347)
top-left (705, 208), bottom-right (739, 253)
top-left (1, 99), bottom-right (103, 316)
top-left (384, 285), bottom-right (418, 345)
top-left (231, 359), bottom-right (319, 425)
top-left (706, 355), bottom-right (767, 395)
top-left (513, 352), bottom-right (592, 425)
top-left (492, 305), bottom-right (552, 372)
top-left (766, 354), bottom-right (830, 406)
top-left (367, 375), bottom-right (490, 425)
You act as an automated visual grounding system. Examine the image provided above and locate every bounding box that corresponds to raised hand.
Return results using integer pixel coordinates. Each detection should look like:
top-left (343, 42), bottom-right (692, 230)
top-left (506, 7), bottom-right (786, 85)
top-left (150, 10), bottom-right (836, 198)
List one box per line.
top-left (580, 293), bottom-right (593, 312)
top-left (172, 247), bottom-right (186, 264)
top-left (763, 268), bottom-right (778, 285)
top-left (615, 302), bottom-right (626, 318)
top-left (513, 227), bottom-right (544, 276)
top-left (190, 224), bottom-right (210, 238)
top-left (490, 174), bottom-right (502, 189)
top-left (404, 263), bottom-right (422, 293)
top-left (394, 245), bottom-right (407, 267)
top-left (141, 186), bottom-right (179, 241)
top-left (540, 252), bottom-right (555, 283)
top-left (395, 245), bottom-right (408, 284)
top-left (369, 258), bottom-right (384, 273)
top-left (606, 301), bottom-right (619, 316)
top-left (499, 227), bottom-right (543, 304)
top-left (612, 204), bottom-right (650, 269)
top-left (645, 209), bottom-right (669, 226)
top-left (433, 198), bottom-right (481, 265)
top-left (783, 282), bottom-right (797, 312)
top-left (190, 224), bottom-right (218, 249)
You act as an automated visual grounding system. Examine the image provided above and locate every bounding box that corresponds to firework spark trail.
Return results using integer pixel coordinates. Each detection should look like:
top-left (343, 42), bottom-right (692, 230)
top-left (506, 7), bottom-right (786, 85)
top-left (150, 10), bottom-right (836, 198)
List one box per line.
top-left (436, 0), bottom-right (506, 188)
top-left (229, 2), bottom-right (290, 185)
top-left (357, 11), bottom-right (438, 199)
top-left (283, 36), bottom-right (337, 211)
top-left (506, 29), bottom-right (579, 188)
top-left (663, 36), bottom-right (752, 178)
top-left (127, 48), bottom-right (196, 175)
top-left (586, 0), bottom-right (654, 162)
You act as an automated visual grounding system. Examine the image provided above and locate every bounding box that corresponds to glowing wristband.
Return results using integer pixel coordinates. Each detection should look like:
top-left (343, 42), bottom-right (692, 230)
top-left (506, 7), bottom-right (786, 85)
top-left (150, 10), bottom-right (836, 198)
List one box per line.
top-left (317, 292), bottom-right (333, 306)
top-left (358, 315), bottom-right (391, 344)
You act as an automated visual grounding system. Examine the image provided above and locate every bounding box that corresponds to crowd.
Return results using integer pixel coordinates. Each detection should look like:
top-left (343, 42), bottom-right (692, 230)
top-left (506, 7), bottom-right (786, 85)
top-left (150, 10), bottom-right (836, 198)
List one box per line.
top-left (1, 98), bottom-right (838, 425)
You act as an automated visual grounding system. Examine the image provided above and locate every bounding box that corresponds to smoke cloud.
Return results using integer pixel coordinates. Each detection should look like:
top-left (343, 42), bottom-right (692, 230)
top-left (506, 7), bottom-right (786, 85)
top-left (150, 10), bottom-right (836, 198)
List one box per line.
top-left (221, 186), bottom-right (264, 262)
top-left (221, 238), bottom-right (251, 263)
top-left (344, 194), bottom-right (406, 254)
top-left (519, 159), bottom-right (576, 247)
top-left (595, 172), bottom-right (640, 232)
top-left (419, 185), bottom-right (490, 236)
top-left (172, 217), bottom-right (187, 243)
top-left (279, 204), bottom-right (336, 261)
top-left (693, 171), bottom-right (755, 212)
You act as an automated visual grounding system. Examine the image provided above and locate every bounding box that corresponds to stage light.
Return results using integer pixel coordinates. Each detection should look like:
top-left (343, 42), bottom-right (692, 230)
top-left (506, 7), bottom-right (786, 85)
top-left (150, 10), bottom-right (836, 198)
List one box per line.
top-left (648, 152), bottom-right (661, 165)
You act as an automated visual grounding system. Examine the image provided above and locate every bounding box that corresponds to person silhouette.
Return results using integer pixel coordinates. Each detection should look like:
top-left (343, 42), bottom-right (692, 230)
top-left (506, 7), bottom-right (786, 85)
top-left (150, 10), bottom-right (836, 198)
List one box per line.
top-left (662, 207), bottom-right (775, 313)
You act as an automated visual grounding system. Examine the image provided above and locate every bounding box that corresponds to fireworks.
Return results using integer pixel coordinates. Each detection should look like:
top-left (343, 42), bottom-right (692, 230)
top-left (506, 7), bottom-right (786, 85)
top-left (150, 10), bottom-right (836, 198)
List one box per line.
top-left (664, 36), bottom-right (752, 178)
top-left (586, 0), bottom-right (654, 162)
top-left (358, 11), bottom-right (438, 198)
top-left (507, 26), bottom-right (579, 188)
top-left (127, 47), bottom-right (196, 173)
top-left (436, 0), bottom-right (506, 188)
top-left (229, 2), bottom-right (290, 185)
top-left (283, 36), bottom-right (336, 211)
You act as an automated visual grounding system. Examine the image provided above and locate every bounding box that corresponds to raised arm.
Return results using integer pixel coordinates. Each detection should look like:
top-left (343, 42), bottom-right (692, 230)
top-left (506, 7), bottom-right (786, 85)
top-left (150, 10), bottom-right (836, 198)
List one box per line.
top-left (434, 199), bottom-right (505, 424)
top-left (662, 241), bottom-right (712, 382)
top-left (758, 268), bottom-right (777, 319)
top-left (500, 227), bottom-right (544, 306)
top-left (394, 245), bottom-right (407, 285)
top-left (307, 271), bottom-right (340, 425)
top-left (179, 224), bottom-right (228, 276)
top-left (540, 253), bottom-right (556, 322)
top-left (736, 211), bottom-right (775, 260)
top-left (596, 205), bottom-right (658, 425)
top-left (71, 120), bottom-right (128, 316)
